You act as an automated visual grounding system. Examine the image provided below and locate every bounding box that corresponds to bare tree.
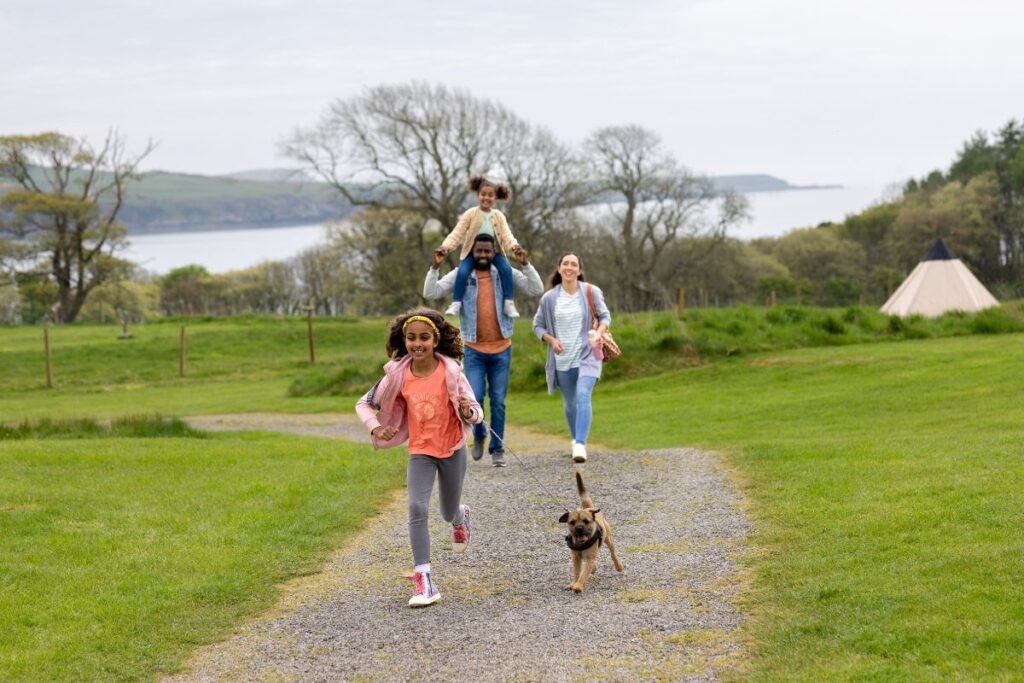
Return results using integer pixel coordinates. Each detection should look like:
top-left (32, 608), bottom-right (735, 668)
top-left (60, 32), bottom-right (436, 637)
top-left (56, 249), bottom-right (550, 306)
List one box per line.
top-left (282, 81), bottom-right (585, 263)
top-left (282, 82), bottom-right (503, 230)
top-left (489, 114), bottom-right (587, 254)
top-left (583, 125), bottom-right (747, 310)
top-left (0, 131), bottom-right (153, 322)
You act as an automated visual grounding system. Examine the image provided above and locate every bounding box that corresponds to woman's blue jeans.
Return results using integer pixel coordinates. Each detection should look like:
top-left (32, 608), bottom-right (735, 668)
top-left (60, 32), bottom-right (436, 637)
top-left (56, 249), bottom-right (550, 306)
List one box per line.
top-left (555, 367), bottom-right (597, 445)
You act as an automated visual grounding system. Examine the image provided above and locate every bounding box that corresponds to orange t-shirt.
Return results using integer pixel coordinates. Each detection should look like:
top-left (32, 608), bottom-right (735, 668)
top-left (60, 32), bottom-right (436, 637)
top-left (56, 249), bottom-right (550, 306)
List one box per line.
top-left (401, 362), bottom-right (464, 458)
top-left (465, 269), bottom-right (512, 355)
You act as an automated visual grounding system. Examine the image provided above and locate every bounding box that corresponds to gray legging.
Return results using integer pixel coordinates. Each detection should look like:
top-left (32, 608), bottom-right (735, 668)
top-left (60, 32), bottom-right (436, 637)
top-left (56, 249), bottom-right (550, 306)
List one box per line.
top-left (407, 446), bottom-right (468, 566)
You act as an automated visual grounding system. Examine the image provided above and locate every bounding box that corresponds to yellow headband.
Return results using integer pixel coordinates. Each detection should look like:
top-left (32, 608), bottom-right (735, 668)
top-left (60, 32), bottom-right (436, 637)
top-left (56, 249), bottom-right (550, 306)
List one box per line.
top-left (402, 315), bottom-right (440, 337)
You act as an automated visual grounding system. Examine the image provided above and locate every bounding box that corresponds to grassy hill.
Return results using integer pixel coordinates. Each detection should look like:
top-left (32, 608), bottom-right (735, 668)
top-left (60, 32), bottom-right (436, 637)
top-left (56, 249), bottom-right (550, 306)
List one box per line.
top-left (117, 170), bottom-right (350, 233)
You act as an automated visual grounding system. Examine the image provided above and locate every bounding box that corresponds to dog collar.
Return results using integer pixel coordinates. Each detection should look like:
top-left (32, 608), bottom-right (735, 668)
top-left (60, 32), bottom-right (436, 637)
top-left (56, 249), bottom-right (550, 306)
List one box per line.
top-left (565, 526), bottom-right (603, 552)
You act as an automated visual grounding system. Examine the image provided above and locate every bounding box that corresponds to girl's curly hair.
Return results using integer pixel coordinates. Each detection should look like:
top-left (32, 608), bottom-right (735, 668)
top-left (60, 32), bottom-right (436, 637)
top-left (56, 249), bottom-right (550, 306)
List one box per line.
top-left (385, 308), bottom-right (464, 362)
top-left (468, 174), bottom-right (510, 201)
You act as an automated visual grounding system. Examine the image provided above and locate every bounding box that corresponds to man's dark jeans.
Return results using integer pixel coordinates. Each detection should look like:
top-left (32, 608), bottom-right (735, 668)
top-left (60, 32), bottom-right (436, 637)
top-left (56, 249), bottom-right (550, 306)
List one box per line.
top-left (463, 345), bottom-right (512, 453)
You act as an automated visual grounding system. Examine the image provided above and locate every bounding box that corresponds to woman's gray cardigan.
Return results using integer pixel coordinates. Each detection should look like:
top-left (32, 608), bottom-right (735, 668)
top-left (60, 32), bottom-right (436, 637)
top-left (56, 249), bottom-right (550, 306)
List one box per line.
top-left (532, 283), bottom-right (612, 395)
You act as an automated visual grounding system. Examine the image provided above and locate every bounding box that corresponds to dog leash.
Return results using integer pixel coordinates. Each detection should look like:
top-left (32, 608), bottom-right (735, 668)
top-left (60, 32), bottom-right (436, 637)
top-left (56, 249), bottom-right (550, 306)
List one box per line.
top-left (481, 420), bottom-right (570, 514)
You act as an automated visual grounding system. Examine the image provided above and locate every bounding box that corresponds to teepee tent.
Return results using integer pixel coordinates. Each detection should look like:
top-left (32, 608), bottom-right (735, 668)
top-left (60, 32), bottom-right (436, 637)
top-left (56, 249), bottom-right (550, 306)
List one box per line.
top-left (881, 238), bottom-right (998, 317)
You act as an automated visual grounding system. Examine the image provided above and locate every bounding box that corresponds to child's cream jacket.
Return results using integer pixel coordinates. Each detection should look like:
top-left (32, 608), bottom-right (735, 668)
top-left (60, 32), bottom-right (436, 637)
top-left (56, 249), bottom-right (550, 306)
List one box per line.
top-left (440, 207), bottom-right (521, 260)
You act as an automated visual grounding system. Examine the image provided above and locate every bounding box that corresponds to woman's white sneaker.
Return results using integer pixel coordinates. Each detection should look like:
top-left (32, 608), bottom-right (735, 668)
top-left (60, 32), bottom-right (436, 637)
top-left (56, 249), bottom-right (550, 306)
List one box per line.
top-left (572, 442), bottom-right (588, 463)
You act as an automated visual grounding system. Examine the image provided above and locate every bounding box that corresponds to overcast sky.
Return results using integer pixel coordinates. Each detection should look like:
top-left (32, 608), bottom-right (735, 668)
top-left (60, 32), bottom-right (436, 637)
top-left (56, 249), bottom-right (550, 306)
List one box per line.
top-left (3, 0), bottom-right (1021, 188)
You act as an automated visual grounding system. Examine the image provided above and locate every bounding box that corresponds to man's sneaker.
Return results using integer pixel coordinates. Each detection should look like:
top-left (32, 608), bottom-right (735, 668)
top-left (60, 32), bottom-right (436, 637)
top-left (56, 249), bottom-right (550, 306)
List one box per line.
top-left (452, 505), bottom-right (470, 552)
top-left (407, 571), bottom-right (440, 608)
top-left (445, 301), bottom-right (462, 316)
top-left (471, 440), bottom-right (485, 461)
top-left (572, 442), bottom-right (588, 463)
top-left (491, 450), bottom-right (506, 467)
top-left (503, 300), bottom-right (521, 318)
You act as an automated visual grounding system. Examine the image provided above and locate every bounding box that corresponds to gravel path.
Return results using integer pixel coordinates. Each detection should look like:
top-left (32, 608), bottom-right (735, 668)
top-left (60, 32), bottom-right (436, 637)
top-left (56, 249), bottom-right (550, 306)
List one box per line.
top-left (170, 415), bottom-right (751, 682)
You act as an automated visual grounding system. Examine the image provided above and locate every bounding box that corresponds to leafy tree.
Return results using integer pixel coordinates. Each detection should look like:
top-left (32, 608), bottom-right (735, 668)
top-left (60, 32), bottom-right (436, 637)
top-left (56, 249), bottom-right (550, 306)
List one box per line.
top-left (12, 271), bottom-right (57, 322)
top-left (991, 120), bottom-right (1024, 278)
top-left (948, 131), bottom-right (994, 182)
top-left (931, 119), bottom-right (1024, 280)
top-left (867, 265), bottom-right (904, 302)
top-left (79, 279), bottom-right (160, 323)
top-left (0, 273), bottom-right (20, 323)
top-left (756, 275), bottom-right (800, 303)
top-left (890, 174), bottom-right (1001, 279)
top-left (821, 277), bottom-right (862, 306)
top-left (838, 201), bottom-right (900, 269)
top-left (767, 227), bottom-right (866, 292)
top-left (0, 131), bottom-right (152, 322)
top-left (160, 264), bottom-right (217, 315)
top-left (668, 237), bottom-right (787, 306)
top-left (227, 261), bottom-right (298, 315)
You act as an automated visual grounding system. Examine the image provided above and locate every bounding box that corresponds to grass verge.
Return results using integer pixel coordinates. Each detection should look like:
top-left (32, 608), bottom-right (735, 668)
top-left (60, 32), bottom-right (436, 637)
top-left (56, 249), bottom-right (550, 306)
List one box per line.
top-left (0, 430), bottom-right (404, 682)
top-left (512, 333), bottom-right (1024, 679)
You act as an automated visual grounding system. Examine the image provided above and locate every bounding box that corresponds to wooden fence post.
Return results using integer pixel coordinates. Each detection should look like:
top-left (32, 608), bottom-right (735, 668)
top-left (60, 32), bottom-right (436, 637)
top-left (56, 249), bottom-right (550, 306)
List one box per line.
top-left (179, 326), bottom-right (187, 378)
top-left (676, 287), bottom-right (685, 317)
top-left (770, 289), bottom-right (777, 307)
top-left (43, 326), bottom-right (53, 388)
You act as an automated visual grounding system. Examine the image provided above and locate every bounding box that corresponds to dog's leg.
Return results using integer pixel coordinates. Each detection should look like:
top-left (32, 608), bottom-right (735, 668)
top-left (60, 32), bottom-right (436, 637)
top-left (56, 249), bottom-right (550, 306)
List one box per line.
top-left (572, 557), bottom-right (597, 592)
top-left (605, 529), bottom-right (625, 573)
top-left (566, 553), bottom-right (582, 590)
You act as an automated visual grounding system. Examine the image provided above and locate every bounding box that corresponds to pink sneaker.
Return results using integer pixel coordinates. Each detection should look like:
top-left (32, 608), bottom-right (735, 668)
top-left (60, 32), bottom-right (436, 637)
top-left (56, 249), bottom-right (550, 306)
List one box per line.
top-left (407, 571), bottom-right (440, 607)
top-left (452, 505), bottom-right (471, 552)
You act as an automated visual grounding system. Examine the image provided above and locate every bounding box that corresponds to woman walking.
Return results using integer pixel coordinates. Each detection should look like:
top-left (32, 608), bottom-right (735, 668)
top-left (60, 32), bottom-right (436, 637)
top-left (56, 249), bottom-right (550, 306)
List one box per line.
top-left (532, 252), bottom-right (612, 463)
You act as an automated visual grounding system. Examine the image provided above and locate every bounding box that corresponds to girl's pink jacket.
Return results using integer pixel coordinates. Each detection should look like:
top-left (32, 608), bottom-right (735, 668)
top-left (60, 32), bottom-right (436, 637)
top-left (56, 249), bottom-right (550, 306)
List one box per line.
top-left (355, 354), bottom-right (483, 453)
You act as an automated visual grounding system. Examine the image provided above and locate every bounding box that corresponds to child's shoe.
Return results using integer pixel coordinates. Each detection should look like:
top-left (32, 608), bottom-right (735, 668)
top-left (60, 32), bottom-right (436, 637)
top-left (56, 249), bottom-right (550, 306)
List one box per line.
top-left (572, 442), bottom-right (588, 463)
top-left (452, 505), bottom-right (471, 552)
top-left (445, 301), bottom-right (462, 316)
top-left (407, 571), bottom-right (440, 607)
top-left (502, 300), bottom-right (520, 318)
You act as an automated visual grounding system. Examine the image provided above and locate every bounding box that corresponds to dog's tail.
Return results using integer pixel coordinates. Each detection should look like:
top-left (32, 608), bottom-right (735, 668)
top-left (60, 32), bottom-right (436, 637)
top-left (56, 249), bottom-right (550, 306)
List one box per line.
top-left (575, 469), bottom-right (594, 509)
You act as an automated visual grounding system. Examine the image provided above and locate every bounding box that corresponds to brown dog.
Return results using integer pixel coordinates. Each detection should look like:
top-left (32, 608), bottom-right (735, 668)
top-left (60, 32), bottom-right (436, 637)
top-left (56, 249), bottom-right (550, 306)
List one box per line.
top-left (559, 470), bottom-right (624, 592)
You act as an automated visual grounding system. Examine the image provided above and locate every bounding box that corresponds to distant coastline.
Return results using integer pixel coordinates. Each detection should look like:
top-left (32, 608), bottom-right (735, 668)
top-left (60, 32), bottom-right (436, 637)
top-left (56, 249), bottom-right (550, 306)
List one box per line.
top-left (125, 218), bottom-right (332, 236)
top-left (125, 183), bottom-right (885, 273)
top-left (3, 167), bottom-right (843, 235)
top-left (710, 174), bottom-right (843, 194)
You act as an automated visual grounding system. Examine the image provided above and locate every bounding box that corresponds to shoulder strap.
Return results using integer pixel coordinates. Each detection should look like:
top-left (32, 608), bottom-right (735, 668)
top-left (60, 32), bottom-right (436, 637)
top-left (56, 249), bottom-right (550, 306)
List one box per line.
top-left (585, 284), bottom-right (598, 320)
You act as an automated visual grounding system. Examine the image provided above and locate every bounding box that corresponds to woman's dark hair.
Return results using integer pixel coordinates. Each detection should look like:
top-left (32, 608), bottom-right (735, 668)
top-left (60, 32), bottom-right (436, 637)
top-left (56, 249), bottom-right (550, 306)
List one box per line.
top-left (549, 251), bottom-right (586, 288)
top-left (468, 174), bottom-right (510, 201)
top-left (386, 308), bottom-right (464, 361)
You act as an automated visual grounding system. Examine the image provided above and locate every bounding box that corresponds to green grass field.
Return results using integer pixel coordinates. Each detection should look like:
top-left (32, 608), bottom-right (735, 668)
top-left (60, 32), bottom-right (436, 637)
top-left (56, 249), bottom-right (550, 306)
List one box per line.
top-left (0, 426), bottom-right (405, 682)
top-left (2, 311), bottom-right (1023, 680)
top-left (514, 334), bottom-right (1024, 679)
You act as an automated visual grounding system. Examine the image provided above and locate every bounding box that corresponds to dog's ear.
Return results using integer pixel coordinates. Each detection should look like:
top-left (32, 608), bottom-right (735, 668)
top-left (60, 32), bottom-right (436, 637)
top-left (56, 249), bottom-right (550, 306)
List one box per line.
top-left (558, 511), bottom-right (569, 523)
top-left (589, 508), bottom-right (601, 518)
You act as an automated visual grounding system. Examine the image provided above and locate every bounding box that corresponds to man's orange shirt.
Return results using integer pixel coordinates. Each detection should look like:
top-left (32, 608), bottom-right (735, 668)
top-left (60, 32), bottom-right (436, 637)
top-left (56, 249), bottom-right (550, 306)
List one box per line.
top-left (465, 269), bottom-right (512, 355)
